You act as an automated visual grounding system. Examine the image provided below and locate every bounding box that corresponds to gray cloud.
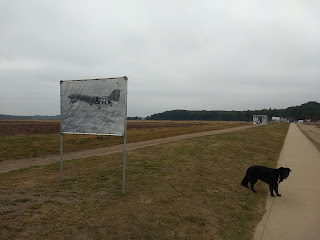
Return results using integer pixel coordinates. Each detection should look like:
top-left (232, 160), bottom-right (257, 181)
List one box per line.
top-left (1, 0), bottom-right (319, 117)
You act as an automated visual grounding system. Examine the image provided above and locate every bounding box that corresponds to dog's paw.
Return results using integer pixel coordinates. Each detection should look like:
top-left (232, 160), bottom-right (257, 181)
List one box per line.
top-left (277, 194), bottom-right (282, 197)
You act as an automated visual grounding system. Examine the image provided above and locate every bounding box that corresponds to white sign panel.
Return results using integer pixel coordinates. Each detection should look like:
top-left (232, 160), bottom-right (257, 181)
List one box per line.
top-left (253, 115), bottom-right (268, 125)
top-left (60, 77), bottom-right (127, 136)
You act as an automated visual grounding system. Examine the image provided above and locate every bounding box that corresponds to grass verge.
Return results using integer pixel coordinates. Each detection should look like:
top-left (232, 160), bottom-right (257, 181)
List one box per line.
top-left (0, 123), bottom-right (289, 239)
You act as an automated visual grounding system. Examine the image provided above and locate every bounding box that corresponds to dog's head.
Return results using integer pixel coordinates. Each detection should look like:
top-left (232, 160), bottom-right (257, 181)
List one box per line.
top-left (278, 167), bottom-right (291, 181)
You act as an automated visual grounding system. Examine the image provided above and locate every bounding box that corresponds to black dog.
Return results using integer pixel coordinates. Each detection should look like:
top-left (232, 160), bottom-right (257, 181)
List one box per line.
top-left (241, 166), bottom-right (291, 197)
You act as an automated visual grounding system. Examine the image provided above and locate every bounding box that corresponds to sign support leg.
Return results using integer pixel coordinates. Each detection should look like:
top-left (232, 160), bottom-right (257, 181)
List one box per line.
top-left (122, 135), bottom-right (127, 194)
top-left (60, 133), bottom-right (63, 181)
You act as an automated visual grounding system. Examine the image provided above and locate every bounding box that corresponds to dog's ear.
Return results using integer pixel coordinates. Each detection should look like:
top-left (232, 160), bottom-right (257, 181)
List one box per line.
top-left (288, 168), bottom-right (292, 172)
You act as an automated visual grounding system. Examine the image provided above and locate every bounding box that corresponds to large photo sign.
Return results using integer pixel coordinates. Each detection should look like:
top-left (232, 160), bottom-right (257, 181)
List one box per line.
top-left (253, 115), bottom-right (268, 125)
top-left (60, 77), bottom-right (127, 136)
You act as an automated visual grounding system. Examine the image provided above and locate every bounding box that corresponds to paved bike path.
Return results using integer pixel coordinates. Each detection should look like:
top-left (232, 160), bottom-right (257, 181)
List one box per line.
top-left (254, 123), bottom-right (320, 240)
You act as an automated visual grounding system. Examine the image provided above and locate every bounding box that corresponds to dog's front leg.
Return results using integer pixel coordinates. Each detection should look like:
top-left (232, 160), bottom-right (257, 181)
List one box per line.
top-left (275, 185), bottom-right (281, 197)
top-left (269, 185), bottom-right (275, 197)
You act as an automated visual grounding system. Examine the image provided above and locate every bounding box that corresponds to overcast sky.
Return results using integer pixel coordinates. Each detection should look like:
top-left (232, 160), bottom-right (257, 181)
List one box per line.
top-left (1, 0), bottom-right (320, 117)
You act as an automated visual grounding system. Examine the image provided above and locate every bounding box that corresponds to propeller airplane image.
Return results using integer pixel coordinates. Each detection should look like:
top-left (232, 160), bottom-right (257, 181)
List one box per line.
top-left (68, 89), bottom-right (120, 109)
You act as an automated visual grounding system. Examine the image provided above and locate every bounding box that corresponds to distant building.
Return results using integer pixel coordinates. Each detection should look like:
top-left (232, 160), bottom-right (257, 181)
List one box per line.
top-left (287, 117), bottom-right (295, 123)
top-left (272, 117), bottom-right (280, 122)
top-left (272, 116), bottom-right (288, 122)
top-left (305, 115), bottom-right (320, 122)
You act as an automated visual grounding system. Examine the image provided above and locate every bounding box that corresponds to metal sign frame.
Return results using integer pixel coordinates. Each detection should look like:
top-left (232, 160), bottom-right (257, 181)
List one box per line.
top-left (59, 76), bottom-right (128, 194)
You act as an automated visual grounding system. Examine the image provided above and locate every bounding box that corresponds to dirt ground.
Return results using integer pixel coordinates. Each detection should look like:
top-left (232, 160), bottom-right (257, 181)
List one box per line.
top-left (297, 123), bottom-right (320, 151)
top-left (0, 120), bottom-right (59, 135)
top-left (0, 125), bottom-right (255, 173)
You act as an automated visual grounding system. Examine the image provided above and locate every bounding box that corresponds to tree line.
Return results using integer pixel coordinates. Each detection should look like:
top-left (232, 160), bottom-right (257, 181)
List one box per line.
top-left (0, 114), bottom-right (60, 120)
top-left (146, 101), bottom-right (320, 121)
top-left (1, 102), bottom-right (319, 122)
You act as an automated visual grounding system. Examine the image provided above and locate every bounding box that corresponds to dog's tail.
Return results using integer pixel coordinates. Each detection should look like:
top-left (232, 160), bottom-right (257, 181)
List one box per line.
top-left (241, 174), bottom-right (249, 187)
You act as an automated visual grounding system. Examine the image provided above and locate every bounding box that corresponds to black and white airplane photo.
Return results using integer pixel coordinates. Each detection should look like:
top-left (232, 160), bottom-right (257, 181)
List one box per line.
top-left (68, 89), bottom-right (120, 109)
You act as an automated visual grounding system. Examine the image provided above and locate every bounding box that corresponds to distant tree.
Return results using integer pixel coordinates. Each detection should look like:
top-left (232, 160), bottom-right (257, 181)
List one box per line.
top-left (127, 116), bottom-right (142, 120)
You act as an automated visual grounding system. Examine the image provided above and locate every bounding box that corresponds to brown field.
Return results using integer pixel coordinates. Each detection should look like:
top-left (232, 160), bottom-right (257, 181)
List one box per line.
top-left (0, 120), bottom-right (250, 161)
top-left (0, 120), bottom-right (208, 136)
top-left (0, 123), bottom-right (290, 240)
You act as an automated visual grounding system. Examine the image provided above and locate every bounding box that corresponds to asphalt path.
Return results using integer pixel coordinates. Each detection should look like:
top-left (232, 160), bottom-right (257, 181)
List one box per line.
top-left (254, 123), bottom-right (320, 240)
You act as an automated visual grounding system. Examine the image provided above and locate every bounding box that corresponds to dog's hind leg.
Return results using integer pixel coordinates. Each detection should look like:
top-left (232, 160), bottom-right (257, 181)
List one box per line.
top-left (241, 175), bottom-right (249, 188)
top-left (250, 178), bottom-right (258, 193)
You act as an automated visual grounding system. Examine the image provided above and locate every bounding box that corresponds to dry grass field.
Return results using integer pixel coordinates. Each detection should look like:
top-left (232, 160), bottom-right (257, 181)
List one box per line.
top-left (0, 121), bottom-right (289, 239)
top-left (0, 120), bottom-right (249, 161)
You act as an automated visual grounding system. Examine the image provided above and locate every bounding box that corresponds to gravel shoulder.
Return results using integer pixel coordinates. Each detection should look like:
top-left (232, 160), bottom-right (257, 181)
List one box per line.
top-left (297, 123), bottom-right (320, 151)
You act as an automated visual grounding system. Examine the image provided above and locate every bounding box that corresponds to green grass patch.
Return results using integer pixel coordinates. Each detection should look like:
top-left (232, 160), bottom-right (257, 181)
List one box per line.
top-left (0, 123), bottom-right (289, 239)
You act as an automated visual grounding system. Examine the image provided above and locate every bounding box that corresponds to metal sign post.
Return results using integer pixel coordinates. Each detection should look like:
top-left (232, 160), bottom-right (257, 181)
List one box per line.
top-left (60, 133), bottom-right (63, 181)
top-left (122, 77), bottom-right (128, 194)
top-left (60, 82), bottom-right (64, 181)
top-left (122, 135), bottom-right (127, 194)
